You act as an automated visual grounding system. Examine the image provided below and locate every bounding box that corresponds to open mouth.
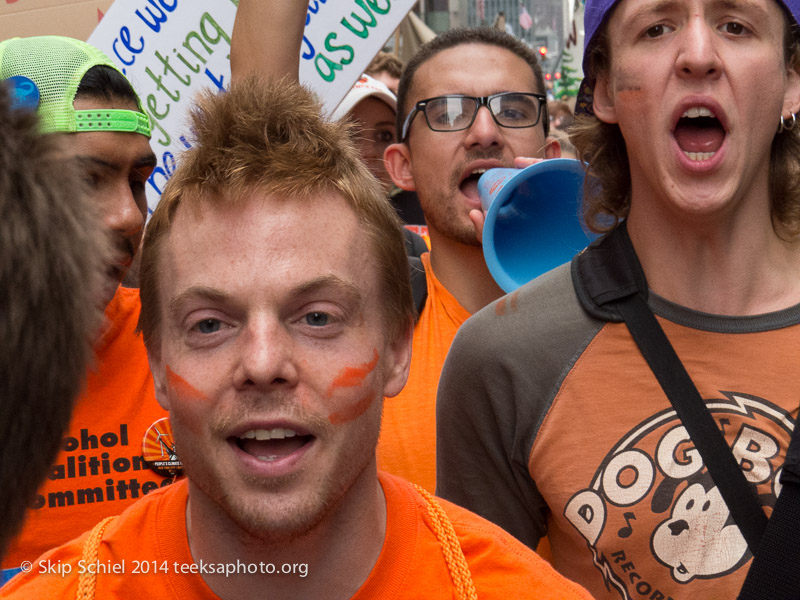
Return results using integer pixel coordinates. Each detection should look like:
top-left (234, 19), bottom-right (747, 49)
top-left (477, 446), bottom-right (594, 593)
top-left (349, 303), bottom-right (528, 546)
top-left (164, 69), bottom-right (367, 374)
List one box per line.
top-left (233, 428), bottom-right (314, 462)
top-left (459, 168), bottom-right (488, 201)
top-left (673, 107), bottom-right (725, 161)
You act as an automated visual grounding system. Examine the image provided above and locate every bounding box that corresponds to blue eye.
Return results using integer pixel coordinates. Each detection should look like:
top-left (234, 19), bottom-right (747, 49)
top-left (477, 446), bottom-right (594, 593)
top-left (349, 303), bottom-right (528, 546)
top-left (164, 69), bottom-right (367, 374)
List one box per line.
top-left (305, 312), bottom-right (329, 327)
top-left (195, 319), bottom-right (221, 334)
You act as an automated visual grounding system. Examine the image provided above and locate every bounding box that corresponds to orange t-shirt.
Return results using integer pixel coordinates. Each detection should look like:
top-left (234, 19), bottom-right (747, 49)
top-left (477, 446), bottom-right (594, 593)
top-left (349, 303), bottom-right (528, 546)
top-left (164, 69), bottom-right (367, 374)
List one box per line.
top-left (0, 473), bottom-right (593, 599)
top-left (377, 253), bottom-right (471, 492)
top-left (1, 287), bottom-right (174, 580)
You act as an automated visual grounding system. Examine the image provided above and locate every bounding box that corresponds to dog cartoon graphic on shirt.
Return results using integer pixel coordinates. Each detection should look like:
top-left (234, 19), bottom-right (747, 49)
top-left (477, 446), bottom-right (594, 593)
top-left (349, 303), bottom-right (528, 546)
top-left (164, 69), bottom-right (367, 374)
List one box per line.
top-left (563, 394), bottom-right (788, 595)
top-left (652, 480), bottom-right (748, 582)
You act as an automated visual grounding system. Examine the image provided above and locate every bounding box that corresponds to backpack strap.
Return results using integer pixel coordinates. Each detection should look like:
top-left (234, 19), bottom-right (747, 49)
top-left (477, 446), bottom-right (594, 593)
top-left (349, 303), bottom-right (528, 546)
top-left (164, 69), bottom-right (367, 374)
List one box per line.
top-left (573, 222), bottom-right (768, 553)
top-left (409, 255), bottom-right (428, 322)
top-left (403, 227), bottom-right (428, 259)
top-left (571, 220), bottom-right (645, 322)
top-left (613, 292), bottom-right (768, 552)
top-left (403, 228), bottom-right (428, 322)
top-left (737, 421), bottom-right (800, 599)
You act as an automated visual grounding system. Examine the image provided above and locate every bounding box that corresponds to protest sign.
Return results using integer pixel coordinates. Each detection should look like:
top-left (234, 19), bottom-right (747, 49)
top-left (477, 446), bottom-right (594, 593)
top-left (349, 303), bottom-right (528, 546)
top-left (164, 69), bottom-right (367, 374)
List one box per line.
top-left (88, 0), bottom-right (415, 212)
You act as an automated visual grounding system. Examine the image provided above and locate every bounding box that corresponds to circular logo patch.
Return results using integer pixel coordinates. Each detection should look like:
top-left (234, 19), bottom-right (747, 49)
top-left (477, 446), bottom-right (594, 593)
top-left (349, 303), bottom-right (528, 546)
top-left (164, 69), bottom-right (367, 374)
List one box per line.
top-left (142, 417), bottom-right (183, 477)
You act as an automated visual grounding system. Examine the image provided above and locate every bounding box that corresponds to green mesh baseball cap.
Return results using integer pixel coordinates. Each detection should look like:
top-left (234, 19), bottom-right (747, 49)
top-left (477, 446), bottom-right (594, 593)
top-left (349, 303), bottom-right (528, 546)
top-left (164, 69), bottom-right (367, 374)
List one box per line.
top-left (0, 35), bottom-right (151, 137)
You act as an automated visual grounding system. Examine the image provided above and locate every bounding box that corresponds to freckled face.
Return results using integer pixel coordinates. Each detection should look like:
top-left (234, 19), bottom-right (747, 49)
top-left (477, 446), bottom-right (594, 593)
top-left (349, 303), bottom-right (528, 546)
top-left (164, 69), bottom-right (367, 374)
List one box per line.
top-left (150, 190), bottom-right (405, 542)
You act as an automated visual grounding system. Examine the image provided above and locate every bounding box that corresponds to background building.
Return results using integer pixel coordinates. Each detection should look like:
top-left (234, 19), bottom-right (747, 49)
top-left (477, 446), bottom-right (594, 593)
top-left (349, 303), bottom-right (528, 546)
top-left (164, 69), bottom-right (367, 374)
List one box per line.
top-left (417, 0), bottom-right (585, 95)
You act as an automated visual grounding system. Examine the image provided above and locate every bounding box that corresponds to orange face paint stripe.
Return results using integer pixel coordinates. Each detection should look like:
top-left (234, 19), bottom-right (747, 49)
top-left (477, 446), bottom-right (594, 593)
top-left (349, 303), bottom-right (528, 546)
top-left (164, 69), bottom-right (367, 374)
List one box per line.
top-left (165, 365), bottom-right (209, 402)
top-left (325, 349), bottom-right (380, 398)
top-left (328, 395), bottom-right (374, 425)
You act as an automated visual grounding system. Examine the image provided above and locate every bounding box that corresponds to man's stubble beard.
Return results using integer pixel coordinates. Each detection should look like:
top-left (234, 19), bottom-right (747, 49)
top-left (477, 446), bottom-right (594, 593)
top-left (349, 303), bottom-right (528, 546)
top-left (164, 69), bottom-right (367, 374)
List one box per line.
top-left (178, 399), bottom-right (381, 546)
top-left (418, 148), bottom-right (512, 248)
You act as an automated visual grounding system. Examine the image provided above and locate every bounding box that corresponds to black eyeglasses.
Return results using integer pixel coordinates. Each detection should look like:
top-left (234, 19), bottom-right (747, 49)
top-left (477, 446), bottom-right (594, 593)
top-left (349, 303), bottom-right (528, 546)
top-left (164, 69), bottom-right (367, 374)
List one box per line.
top-left (401, 92), bottom-right (547, 140)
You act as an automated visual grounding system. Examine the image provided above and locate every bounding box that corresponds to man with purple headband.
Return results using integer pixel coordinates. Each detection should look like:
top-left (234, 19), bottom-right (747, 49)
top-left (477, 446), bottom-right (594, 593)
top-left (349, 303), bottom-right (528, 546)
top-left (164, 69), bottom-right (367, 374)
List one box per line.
top-left (437, 0), bottom-right (800, 598)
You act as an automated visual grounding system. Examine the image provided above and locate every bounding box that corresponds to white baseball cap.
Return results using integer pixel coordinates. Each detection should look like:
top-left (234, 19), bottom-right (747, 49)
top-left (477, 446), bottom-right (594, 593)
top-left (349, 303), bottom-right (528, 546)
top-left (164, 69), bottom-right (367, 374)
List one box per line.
top-left (332, 73), bottom-right (397, 120)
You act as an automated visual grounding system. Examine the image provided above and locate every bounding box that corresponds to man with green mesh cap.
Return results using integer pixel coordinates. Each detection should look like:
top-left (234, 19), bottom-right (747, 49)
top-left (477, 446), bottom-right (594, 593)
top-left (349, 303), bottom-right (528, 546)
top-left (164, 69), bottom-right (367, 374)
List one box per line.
top-left (436, 0), bottom-right (800, 597)
top-left (0, 36), bottom-right (176, 585)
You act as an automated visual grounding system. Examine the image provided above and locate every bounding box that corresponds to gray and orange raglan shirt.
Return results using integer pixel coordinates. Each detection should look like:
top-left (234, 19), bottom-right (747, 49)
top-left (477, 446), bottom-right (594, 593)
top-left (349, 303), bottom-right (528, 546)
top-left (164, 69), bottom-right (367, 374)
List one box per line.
top-left (436, 224), bottom-right (800, 600)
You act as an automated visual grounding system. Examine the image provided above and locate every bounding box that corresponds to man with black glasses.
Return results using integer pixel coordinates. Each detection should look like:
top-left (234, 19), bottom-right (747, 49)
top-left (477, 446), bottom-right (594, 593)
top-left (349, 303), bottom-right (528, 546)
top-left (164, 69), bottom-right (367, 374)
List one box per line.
top-left (379, 28), bottom-right (561, 493)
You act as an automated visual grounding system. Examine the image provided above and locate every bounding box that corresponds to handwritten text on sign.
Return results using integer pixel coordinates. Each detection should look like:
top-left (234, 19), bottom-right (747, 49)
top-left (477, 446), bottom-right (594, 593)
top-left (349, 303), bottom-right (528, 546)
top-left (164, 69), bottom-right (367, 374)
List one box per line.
top-left (88, 0), bottom-right (414, 213)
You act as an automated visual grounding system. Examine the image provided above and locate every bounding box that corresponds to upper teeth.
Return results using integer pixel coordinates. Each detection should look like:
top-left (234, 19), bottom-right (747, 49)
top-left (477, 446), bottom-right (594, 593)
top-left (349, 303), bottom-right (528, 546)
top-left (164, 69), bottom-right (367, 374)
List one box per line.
top-left (682, 107), bottom-right (715, 119)
top-left (471, 169), bottom-right (487, 176)
top-left (683, 151), bottom-right (715, 161)
top-left (238, 428), bottom-right (297, 440)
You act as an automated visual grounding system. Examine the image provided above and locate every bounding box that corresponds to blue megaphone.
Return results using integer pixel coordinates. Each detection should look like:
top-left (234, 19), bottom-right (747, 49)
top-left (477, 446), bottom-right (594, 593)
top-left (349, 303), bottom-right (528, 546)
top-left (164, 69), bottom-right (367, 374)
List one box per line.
top-left (478, 158), bottom-right (595, 293)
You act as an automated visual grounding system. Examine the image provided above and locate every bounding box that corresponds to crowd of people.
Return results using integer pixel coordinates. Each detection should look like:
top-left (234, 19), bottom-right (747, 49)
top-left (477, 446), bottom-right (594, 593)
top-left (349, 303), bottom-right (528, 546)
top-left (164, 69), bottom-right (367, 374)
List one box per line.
top-left (1, 0), bottom-right (800, 597)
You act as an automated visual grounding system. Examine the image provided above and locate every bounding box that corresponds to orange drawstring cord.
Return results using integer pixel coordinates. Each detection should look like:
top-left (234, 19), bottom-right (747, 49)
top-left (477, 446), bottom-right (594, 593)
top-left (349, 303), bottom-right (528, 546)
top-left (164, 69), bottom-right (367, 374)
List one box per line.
top-left (414, 484), bottom-right (478, 600)
top-left (76, 516), bottom-right (116, 600)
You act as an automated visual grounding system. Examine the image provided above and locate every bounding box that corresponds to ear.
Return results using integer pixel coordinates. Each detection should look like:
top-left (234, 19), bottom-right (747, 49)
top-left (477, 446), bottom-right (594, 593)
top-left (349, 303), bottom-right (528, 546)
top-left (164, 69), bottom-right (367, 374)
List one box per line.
top-left (383, 142), bottom-right (416, 192)
top-left (544, 135), bottom-right (562, 159)
top-left (592, 75), bottom-right (618, 124)
top-left (783, 63), bottom-right (800, 117)
top-left (147, 349), bottom-right (171, 412)
top-left (382, 322), bottom-right (413, 398)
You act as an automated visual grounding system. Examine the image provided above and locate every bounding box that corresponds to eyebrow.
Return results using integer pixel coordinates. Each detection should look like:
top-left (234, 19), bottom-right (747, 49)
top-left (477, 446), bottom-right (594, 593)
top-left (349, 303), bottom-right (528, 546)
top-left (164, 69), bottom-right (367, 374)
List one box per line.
top-left (167, 286), bottom-right (231, 324)
top-left (715, 0), bottom-right (770, 19)
top-left (292, 275), bottom-right (364, 309)
top-left (624, 0), bottom-right (680, 23)
top-left (74, 152), bottom-right (158, 174)
top-left (626, 0), bottom-right (769, 22)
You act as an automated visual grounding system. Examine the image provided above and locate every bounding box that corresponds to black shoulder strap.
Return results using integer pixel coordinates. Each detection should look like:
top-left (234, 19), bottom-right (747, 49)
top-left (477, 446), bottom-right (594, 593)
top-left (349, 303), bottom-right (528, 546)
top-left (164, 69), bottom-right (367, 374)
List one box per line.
top-left (408, 255), bottom-right (427, 322)
top-left (737, 421), bottom-right (800, 599)
top-left (403, 227), bottom-right (428, 259)
top-left (402, 229), bottom-right (428, 322)
top-left (574, 223), bottom-right (767, 553)
top-left (614, 293), bottom-right (768, 552)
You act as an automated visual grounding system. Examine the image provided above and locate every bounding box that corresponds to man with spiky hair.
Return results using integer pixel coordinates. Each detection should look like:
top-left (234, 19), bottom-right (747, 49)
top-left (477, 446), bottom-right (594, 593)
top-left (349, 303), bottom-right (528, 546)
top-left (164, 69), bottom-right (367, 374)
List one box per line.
top-left (0, 82), bottom-right (107, 559)
top-left (437, 0), bottom-right (800, 597)
top-left (0, 77), bottom-right (592, 600)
